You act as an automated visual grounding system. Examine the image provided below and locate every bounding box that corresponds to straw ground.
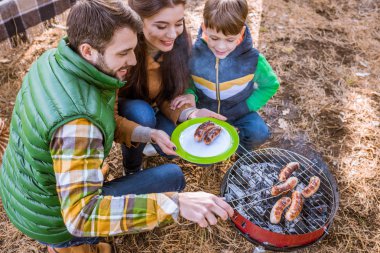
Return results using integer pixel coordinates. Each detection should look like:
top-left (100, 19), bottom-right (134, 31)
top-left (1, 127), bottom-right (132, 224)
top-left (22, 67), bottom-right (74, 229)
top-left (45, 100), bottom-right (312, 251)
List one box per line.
top-left (0, 0), bottom-right (379, 252)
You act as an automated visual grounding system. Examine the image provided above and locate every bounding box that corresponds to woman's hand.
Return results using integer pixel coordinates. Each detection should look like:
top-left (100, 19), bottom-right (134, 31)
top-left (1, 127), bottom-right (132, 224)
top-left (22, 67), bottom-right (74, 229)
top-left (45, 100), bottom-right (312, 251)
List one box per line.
top-left (150, 129), bottom-right (177, 156)
top-left (170, 94), bottom-right (196, 110)
top-left (188, 108), bottom-right (227, 121)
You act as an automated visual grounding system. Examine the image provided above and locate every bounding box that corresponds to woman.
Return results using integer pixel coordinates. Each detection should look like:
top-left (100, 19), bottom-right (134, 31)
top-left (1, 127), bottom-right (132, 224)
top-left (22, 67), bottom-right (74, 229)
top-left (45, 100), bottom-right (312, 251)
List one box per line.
top-left (116, 0), bottom-right (223, 173)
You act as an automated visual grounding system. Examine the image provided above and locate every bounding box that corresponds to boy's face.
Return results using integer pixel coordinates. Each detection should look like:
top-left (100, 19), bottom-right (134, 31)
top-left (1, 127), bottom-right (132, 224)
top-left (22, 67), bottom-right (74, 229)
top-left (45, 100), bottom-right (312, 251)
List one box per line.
top-left (96, 27), bottom-right (138, 80)
top-left (205, 27), bottom-right (245, 59)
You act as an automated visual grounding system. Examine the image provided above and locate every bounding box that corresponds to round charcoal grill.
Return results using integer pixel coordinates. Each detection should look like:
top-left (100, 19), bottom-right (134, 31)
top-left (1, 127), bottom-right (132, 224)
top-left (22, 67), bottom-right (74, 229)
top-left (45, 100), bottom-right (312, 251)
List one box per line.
top-left (221, 148), bottom-right (339, 251)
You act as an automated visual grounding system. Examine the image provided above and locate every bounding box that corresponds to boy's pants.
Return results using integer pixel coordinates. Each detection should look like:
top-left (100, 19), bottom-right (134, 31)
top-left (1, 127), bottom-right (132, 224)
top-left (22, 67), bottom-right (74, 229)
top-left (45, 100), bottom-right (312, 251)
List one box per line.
top-left (40, 164), bottom-right (186, 248)
top-left (230, 111), bottom-right (271, 154)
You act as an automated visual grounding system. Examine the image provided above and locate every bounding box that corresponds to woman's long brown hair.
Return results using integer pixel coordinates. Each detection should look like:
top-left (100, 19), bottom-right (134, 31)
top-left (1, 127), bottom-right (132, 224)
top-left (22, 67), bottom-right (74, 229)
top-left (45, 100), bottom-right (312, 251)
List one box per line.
top-left (125, 0), bottom-right (191, 104)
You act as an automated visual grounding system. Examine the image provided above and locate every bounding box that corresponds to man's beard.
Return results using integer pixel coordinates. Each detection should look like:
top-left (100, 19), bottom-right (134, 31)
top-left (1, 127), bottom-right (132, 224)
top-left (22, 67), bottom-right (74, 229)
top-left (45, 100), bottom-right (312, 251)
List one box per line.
top-left (94, 53), bottom-right (117, 78)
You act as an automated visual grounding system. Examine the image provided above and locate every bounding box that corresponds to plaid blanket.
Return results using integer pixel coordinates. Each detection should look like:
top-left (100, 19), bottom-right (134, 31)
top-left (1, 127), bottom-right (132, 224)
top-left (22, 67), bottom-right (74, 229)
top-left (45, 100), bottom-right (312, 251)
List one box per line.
top-left (0, 0), bottom-right (75, 43)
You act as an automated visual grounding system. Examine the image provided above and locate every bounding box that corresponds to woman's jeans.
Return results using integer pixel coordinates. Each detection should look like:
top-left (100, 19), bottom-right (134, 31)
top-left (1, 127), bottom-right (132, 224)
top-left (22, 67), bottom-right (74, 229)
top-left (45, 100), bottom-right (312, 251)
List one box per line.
top-left (41, 164), bottom-right (185, 248)
top-left (118, 99), bottom-right (176, 173)
top-left (229, 111), bottom-right (271, 154)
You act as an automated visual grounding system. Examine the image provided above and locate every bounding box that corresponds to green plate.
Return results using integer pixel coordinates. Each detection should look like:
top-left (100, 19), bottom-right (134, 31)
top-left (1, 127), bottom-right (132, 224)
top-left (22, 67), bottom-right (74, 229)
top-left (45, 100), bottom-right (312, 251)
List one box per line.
top-left (171, 117), bottom-right (239, 164)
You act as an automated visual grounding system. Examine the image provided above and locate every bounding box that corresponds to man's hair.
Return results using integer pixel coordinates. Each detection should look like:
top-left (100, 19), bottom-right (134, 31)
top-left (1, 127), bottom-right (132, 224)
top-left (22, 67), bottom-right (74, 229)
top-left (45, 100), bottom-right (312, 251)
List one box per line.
top-left (203, 0), bottom-right (248, 35)
top-left (67, 0), bottom-right (142, 53)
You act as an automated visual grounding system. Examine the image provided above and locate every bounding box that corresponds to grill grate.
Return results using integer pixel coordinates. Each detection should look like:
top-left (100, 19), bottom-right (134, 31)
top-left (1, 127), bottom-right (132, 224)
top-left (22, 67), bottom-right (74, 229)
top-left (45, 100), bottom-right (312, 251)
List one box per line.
top-left (224, 148), bottom-right (336, 235)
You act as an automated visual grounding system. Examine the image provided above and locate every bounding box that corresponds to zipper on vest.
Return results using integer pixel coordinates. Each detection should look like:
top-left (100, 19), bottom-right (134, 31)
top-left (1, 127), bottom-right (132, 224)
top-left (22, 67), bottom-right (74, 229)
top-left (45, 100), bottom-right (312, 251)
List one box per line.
top-left (215, 58), bottom-right (221, 114)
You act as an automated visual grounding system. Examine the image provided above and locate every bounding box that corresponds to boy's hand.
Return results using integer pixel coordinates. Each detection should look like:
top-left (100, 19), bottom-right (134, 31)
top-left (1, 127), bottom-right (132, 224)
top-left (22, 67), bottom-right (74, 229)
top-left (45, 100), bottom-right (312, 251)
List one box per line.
top-left (170, 94), bottom-right (196, 110)
top-left (188, 108), bottom-right (227, 121)
top-left (150, 129), bottom-right (177, 156)
top-left (178, 192), bottom-right (234, 227)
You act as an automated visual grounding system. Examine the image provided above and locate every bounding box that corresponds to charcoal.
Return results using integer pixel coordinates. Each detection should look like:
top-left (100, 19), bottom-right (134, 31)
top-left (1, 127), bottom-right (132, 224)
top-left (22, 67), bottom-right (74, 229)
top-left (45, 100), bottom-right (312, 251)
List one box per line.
top-left (285, 220), bottom-right (297, 234)
top-left (240, 165), bottom-right (253, 179)
top-left (253, 220), bottom-right (266, 228)
top-left (236, 206), bottom-right (250, 220)
top-left (267, 224), bottom-right (284, 234)
top-left (296, 182), bottom-right (306, 192)
top-left (310, 218), bottom-right (326, 228)
top-left (263, 176), bottom-right (275, 187)
top-left (294, 219), bottom-right (308, 234)
top-left (253, 205), bottom-right (266, 216)
top-left (228, 184), bottom-right (245, 198)
top-left (224, 193), bottom-right (234, 202)
top-left (310, 192), bottom-right (324, 200)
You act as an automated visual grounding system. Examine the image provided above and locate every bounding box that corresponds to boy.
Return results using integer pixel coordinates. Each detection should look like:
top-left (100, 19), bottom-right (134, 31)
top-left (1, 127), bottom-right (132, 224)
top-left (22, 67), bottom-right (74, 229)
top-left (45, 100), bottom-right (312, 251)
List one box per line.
top-left (172, 0), bottom-right (280, 152)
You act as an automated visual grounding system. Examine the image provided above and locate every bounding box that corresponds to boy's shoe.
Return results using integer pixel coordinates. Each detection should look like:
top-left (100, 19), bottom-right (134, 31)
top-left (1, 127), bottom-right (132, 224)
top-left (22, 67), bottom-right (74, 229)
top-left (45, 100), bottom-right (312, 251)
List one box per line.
top-left (142, 143), bottom-right (158, 157)
top-left (47, 242), bottom-right (112, 253)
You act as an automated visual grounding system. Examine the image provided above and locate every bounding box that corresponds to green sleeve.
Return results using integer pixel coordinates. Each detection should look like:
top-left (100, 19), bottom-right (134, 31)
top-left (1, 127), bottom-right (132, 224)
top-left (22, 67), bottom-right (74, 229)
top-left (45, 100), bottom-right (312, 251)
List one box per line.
top-left (184, 79), bottom-right (198, 102)
top-left (246, 54), bottom-right (280, 111)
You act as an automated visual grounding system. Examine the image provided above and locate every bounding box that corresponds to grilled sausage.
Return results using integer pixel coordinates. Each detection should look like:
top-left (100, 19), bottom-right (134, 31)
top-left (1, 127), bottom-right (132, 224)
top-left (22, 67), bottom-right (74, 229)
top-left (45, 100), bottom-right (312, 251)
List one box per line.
top-left (271, 177), bottom-right (298, 196)
top-left (278, 162), bottom-right (300, 182)
top-left (302, 176), bottom-right (321, 198)
top-left (270, 197), bottom-right (292, 224)
top-left (203, 126), bottom-right (222, 145)
top-left (285, 191), bottom-right (304, 221)
top-left (194, 121), bottom-right (215, 142)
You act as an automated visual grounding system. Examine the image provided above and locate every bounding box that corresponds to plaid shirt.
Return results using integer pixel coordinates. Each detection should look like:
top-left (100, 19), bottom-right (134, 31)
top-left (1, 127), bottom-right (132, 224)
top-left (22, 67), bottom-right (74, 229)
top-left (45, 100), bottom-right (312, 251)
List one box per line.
top-left (50, 118), bottom-right (179, 237)
top-left (0, 0), bottom-right (74, 43)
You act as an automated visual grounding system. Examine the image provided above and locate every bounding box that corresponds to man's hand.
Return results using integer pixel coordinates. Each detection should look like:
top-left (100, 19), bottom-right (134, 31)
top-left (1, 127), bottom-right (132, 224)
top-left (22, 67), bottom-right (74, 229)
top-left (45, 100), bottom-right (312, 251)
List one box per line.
top-left (170, 94), bottom-right (196, 110)
top-left (178, 192), bottom-right (234, 227)
top-left (150, 129), bottom-right (177, 156)
top-left (188, 108), bottom-right (227, 121)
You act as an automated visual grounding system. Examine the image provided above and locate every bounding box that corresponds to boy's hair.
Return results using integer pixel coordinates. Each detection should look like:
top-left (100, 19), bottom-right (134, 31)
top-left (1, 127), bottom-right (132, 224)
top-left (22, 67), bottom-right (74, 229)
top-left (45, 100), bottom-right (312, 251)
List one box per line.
top-left (67, 0), bottom-right (142, 53)
top-left (203, 0), bottom-right (248, 35)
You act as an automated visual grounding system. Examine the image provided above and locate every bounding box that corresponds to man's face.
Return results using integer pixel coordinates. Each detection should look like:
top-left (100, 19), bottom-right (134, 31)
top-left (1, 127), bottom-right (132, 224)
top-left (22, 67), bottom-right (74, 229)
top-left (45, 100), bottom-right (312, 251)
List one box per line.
top-left (205, 27), bottom-right (244, 59)
top-left (94, 27), bottom-right (138, 80)
top-left (142, 4), bottom-right (185, 52)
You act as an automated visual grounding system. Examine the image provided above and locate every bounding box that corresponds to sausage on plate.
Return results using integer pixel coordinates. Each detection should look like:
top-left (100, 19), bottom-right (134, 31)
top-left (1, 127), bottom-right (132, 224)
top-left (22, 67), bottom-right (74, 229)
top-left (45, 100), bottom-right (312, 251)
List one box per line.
top-left (285, 191), bottom-right (304, 221)
top-left (271, 177), bottom-right (298, 196)
top-left (302, 176), bottom-right (321, 198)
top-left (203, 126), bottom-right (222, 145)
top-left (278, 162), bottom-right (300, 182)
top-left (194, 121), bottom-right (215, 142)
top-left (270, 197), bottom-right (292, 224)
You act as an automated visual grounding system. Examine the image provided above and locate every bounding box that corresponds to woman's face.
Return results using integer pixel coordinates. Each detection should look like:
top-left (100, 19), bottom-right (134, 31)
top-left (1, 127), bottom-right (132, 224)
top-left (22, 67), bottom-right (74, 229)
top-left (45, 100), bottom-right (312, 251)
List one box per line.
top-left (142, 4), bottom-right (185, 52)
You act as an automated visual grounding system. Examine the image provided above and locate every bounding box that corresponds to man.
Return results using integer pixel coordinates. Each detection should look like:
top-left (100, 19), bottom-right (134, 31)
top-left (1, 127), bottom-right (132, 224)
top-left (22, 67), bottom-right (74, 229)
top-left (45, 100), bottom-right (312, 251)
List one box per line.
top-left (0, 1), bottom-right (234, 252)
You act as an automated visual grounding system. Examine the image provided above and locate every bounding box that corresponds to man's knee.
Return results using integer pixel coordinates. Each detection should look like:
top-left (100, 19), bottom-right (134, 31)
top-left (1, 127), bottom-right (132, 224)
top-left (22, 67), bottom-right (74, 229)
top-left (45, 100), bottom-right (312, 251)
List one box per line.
top-left (162, 164), bottom-right (186, 192)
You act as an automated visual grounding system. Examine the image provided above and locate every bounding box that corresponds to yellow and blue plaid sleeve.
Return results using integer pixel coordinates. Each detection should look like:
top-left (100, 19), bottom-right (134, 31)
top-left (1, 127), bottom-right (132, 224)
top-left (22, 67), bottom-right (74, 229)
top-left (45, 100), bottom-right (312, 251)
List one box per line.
top-left (50, 118), bottom-right (179, 237)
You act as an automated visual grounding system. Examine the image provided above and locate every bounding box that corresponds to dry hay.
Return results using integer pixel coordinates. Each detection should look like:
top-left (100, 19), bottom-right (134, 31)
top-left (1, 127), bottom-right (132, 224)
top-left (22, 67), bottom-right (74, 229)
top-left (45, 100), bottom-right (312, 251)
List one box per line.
top-left (1, 0), bottom-right (380, 252)
top-left (0, 118), bottom-right (9, 164)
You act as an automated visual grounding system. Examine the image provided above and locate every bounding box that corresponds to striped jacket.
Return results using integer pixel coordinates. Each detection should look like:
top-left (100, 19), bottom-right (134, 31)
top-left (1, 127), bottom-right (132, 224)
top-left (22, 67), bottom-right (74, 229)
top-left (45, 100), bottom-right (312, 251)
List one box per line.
top-left (188, 25), bottom-right (280, 121)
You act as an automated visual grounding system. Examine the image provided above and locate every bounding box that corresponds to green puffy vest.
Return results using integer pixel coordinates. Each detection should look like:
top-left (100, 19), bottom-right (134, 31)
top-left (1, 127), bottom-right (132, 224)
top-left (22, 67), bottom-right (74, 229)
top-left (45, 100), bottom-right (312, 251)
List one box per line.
top-left (0, 38), bottom-right (124, 244)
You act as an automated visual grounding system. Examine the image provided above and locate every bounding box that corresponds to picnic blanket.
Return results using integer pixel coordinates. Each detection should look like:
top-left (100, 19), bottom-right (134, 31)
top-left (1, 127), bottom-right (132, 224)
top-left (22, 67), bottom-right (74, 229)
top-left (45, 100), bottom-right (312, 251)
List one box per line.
top-left (0, 0), bottom-right (74, 43)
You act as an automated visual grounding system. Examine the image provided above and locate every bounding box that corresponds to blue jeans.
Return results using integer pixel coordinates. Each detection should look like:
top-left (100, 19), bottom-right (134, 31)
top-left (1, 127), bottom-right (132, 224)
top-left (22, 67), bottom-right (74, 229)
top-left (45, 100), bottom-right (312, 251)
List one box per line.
top-left (229, 111), bottom-right (270, 153)
top-left (41, 164), bottom-right (185, 248)
top-left (118, 99), bottom-right (176, 173)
